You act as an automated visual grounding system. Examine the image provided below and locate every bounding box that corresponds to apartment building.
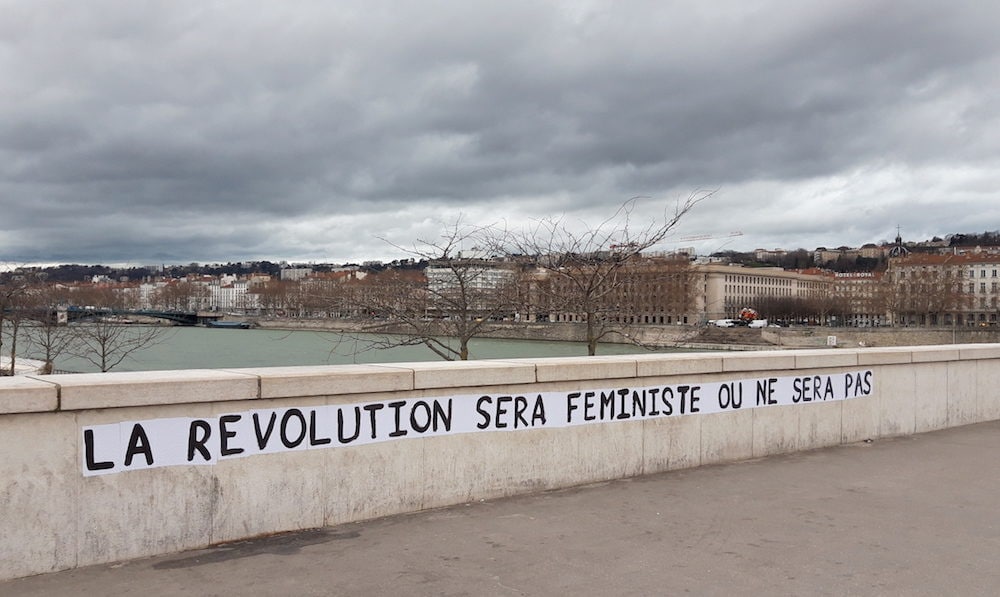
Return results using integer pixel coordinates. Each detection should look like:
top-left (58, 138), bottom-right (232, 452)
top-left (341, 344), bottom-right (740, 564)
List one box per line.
top-left (888, 252), bottom-right (1000, 326)
top-left (423, 259), bottom-right (518, 318)
top-left (693, 264), bottom-right (830, 322)
top-left (532, 256), bottom-right (693, 325)
top-left (426, 260), bottom-right (514, 296)
top-left (519, 258), bottom-right (837, 326)
top-left (753, 248), bottom-right (787, 261)
top-left (831, 271), bottom-right (886, 327)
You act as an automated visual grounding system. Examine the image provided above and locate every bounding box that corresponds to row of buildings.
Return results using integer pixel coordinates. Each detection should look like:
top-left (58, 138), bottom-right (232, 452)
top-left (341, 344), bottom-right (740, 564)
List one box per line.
top-left (29, 243), bottom-right (1000, 328)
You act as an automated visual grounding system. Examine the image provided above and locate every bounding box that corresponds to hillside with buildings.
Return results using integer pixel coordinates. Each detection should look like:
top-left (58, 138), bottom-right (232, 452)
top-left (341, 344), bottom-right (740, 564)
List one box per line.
top-left (5, 230), bottom-right (1000, 341)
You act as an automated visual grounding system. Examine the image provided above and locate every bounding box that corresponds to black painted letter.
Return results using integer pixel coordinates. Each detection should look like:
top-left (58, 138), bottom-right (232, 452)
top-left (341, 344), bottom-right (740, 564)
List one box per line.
top-left (187, 420), bottom-right (212, 462)
top-left (124, 423), bottom-right (154, 467)
top-left (84, 429), bottom-right (114, 471)
top-left (220, 414), bottom-right (244, 456)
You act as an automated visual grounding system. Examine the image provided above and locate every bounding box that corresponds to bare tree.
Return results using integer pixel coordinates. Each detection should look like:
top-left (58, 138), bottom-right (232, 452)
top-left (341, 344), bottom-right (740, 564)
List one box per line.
top-left (498, 192), bottom-right (712, 355)
top-left (881, 264), bottom-right (972, 326)
top-left (72, 284), bottom-right (133, 311)
top-left (0, 271), bottom-right (34, 375)
top-left (1, 272), bottom-right (86, 375)
top-left (300, 278), bottom-right (343, 318)
top-left (18, 284), bottom-right (79, 374)
top-left (810, 292), bottom-right (842, 326)
top-left (49, 280), bottom-right (169, 372)
top-left (153, 280), bottom-right (210, 311)
top-left (68, 319), bottom-right (170, 372)
top-left (351, 220), bottom-right (522, 360)
top-left (23, 319), bottom-right (79, 374)
top-left (256, 279), bottom-right (295, 316)
top-left (756, 296), bottom-right (811, 325)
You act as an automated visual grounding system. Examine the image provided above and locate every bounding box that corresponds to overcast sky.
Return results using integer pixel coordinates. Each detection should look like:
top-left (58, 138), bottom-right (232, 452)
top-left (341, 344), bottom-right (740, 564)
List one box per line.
top-left (2, 0), bottom-right (999, 266)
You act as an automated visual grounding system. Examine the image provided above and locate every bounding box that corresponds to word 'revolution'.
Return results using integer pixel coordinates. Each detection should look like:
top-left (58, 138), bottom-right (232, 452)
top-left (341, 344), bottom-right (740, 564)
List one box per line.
top-left (83, 370), bottom-right (873, 476)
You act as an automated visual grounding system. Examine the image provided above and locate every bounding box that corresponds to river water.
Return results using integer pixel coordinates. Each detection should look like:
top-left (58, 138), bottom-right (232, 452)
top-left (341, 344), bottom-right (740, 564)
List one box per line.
top-left (47, 325), bottom-right (665, 373)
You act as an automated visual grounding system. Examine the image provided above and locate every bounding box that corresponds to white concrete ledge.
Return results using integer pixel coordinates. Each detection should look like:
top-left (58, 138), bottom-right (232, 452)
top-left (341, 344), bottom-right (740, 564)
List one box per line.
top-left (0, 376), bottom-right (59, 413)
top-left (531, 356), bottom-right (637, 382)
top-left (49, 370), bottom-right (260, 410)
top-left (2, 346), bottom-right (993, 413)
top-left (635, 353), bottom-right (724, 377)
top-left (909, 346), bottom-right (962, 362)
top-left (957, 344), bottom-right (1000, 360)
top-left (793, 349), bottom-right (860, 369)
top-left (857, 347), bottom-right (912, 365)
top-left (400, 359), bottom-right (538, 390)
top-left (721, 351), bottom-right (797, 372)
top-left (224, 365), bottom-right (414, 399)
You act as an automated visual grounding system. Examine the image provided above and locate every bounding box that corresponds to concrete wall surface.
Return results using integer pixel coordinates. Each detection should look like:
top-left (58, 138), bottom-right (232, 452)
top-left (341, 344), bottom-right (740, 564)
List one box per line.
top-left (3, 345), bottom-right (1000, 580)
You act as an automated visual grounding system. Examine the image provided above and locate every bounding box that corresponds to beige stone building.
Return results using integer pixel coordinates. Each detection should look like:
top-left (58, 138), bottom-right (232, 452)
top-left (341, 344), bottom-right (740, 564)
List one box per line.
top-left (692, 264), bottom-right (830, 323)
top-left (427, 249), bottom-right (1000, 329)
top-left (526, 260), bottom-right (837, 326)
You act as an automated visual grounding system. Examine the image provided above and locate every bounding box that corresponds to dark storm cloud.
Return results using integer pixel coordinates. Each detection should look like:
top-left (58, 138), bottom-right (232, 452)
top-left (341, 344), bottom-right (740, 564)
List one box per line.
top-left (2, 0), bottom-right (999, 264)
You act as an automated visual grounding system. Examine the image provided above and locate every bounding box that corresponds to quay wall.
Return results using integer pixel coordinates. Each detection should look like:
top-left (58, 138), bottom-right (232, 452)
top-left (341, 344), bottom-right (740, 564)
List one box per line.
top-left (3, 345), bottom-right (1000, 579)
top-left (253, 317), bottom-right (1000, 348)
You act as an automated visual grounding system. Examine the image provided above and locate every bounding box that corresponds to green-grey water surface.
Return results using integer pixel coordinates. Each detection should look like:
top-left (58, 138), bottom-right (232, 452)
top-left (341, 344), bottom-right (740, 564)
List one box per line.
top-left (50, 326), bottom-right (664, 373)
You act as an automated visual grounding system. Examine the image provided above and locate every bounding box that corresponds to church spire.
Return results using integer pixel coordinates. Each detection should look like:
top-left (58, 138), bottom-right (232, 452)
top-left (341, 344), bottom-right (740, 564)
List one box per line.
top-left (889, 225), bottom-right (909, 257)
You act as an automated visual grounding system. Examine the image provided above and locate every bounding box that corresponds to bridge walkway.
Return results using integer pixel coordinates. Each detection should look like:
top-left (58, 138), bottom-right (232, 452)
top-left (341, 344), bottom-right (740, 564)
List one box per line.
top-left (5, 421), bottom-right (999, 596)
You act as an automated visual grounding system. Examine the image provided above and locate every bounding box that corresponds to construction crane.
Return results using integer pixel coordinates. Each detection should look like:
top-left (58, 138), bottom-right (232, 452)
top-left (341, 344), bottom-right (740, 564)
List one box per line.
top-left (679, 231), bottom-right (744, 242)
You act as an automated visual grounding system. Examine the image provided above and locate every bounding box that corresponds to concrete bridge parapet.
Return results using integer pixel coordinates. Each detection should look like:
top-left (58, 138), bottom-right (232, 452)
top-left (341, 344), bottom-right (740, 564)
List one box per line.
top-left (2, 344), bottom-right (1000, 580)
